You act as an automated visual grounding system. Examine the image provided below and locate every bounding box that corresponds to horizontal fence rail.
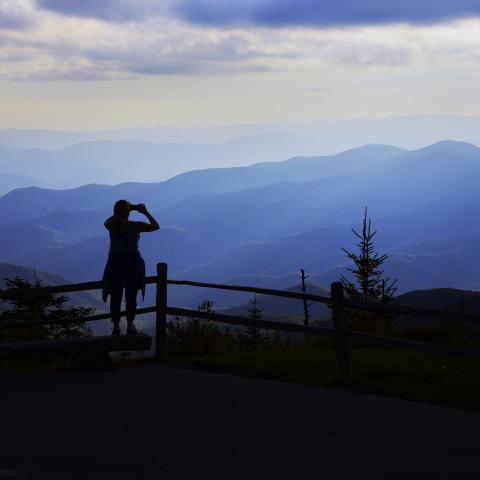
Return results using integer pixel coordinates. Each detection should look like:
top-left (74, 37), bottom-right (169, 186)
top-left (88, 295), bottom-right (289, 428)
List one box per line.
top-left (1, 262), bottom-right (480, 379)
top-left (167, 279), bottom-right (332, 305)
top-left (167, 307), bottom-right (334, 337)
top-left (2, 276), bottom-right (479, 323)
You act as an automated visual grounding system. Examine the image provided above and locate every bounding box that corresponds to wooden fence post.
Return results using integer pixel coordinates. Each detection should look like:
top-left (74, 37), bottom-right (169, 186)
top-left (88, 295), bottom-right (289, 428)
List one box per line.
top-left (331, 282), bottom-right (350, 384)
top-left (155, 263), bottom-right (168, 362)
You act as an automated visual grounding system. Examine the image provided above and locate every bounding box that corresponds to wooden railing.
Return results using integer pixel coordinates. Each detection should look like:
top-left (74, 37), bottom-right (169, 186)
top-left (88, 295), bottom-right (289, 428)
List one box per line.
top-left (1, 262), bottom-right (480, 381)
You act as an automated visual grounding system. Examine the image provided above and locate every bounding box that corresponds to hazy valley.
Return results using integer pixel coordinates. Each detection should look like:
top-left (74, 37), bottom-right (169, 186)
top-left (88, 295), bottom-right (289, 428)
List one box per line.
top-left (1, 131), bottom-right (479, 317)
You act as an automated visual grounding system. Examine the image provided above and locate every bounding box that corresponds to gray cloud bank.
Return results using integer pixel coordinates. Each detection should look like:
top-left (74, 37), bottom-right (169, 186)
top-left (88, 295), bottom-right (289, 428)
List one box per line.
top-left (37, 0), bottom-right (480, 26)
top-left (0, 1), bottom-right (478, 81)
top-left (36, 0), bottom-right (164, 22)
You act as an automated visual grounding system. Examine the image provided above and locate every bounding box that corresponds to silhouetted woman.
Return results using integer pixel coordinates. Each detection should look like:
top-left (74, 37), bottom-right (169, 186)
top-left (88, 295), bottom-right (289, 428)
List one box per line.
top-left (102, 200), bottom-right (160, 335)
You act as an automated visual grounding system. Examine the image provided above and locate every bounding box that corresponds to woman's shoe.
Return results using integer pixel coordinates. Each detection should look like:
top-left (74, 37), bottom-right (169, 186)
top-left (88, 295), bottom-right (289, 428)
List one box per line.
top-left (112, 323), bottom-right (121, 336)
top-left (126, 325), bottom-right (138, 336)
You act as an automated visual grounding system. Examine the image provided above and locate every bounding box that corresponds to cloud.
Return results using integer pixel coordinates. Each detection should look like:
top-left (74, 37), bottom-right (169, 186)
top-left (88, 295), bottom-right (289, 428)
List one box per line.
top-left (0, 1), bottom-right (479, 81)
top-left (80, 30), bottom-right (278, 76)
top-left (34, 1), bottom-right (480, 28)
top-left (0, 1), bottom-right (35, 30)
top-left (0, 19), bottom-right (477, 81)
top-left (0, 11), bottom-right (281, 80)
top-left (36, 0), bottom-right (167, 22)
top-left (175, 0), bottom-right (480, 28)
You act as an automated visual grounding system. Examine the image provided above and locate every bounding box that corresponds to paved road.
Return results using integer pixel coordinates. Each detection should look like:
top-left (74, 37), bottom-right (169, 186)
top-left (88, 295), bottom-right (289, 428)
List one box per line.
top-left (1, 365), bottom-right (479, 479)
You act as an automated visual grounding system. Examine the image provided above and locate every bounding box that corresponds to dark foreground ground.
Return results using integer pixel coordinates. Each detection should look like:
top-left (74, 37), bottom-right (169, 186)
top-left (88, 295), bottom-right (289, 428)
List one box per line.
top-left (1, 365), bottom-right (479, 480)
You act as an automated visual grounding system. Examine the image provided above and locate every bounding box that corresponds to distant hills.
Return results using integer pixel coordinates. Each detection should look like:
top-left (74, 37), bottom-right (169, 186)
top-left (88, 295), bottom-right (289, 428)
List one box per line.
top-left (3, 114), bottom-right (480, 191)
top-left (2, 114), bottom-right (480, 150)
top-left (0, 143), bottom-right (402, 222)
top-left (0, 140), bottom-right (479, 309)
top-left (0, 133), bottom-right (348, 188)
top-left (0, 173), bottom-right (47, 196)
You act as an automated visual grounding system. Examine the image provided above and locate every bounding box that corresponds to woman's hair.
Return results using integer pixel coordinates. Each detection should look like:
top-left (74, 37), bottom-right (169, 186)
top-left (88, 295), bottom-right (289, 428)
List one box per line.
top-left (114, 199), bottom-right (130, 217)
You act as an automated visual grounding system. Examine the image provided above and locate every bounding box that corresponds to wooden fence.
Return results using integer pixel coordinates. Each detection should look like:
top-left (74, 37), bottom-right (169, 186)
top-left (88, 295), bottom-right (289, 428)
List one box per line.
top-left (1, 262), bottom-right (480, 380)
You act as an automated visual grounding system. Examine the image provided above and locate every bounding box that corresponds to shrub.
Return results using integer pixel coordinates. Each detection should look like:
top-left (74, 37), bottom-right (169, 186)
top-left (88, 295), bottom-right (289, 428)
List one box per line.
top-left (0, 276), bottom-right (93, 342)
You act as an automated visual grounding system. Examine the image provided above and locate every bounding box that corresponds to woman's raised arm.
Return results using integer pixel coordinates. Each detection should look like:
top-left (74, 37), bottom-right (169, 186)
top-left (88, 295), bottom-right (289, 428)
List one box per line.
top-left (136, 204), bottom-right (160, 232)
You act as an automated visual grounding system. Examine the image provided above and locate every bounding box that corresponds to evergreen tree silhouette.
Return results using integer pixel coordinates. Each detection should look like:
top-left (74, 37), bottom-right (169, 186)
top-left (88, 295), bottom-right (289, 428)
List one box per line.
top-left (341, 207), bottom-right (397, 304)
top-left (237, 294), bottom-right (265, 351)
top-left (0, 275), bottom-right (92, 341)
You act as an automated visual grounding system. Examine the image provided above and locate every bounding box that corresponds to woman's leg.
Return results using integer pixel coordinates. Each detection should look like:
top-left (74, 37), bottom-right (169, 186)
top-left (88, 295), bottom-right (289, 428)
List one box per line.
top-left (110, 287), bottom-right (123, 334)
top-left (125, 287), bottom-right (138, 330)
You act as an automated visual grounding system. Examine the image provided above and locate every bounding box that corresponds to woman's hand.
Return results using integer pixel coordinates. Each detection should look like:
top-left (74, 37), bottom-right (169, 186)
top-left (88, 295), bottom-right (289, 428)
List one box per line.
top-left (137, 204), bottom-right (148, 215)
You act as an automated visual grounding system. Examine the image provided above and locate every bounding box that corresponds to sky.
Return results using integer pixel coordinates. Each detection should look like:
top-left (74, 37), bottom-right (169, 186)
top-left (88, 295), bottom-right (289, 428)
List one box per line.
top-left (0, 0), bottom-right (480, 130)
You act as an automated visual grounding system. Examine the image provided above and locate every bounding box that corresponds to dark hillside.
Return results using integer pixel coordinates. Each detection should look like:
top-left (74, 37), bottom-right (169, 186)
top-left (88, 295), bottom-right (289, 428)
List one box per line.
top-left (398, 288), bottom-right (480, 314)
top-left (221, 283), bottom-right (331, 324)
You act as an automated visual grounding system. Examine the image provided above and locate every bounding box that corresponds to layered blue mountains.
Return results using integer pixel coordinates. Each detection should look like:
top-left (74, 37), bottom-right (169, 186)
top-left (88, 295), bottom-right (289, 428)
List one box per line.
top-left (1, 137), bottom-right (479, 311)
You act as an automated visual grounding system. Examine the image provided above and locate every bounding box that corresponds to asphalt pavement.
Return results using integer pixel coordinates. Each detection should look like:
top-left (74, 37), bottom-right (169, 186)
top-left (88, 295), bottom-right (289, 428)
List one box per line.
top-left (1, 365), bottom-right (479, 479)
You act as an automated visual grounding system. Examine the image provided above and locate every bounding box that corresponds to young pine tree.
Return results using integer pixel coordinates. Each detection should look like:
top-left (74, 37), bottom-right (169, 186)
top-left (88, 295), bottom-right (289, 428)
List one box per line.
top-left (237, 294), bottom-right (265, 351)
top-left (341, 208), bottom-right (397, 304)
top-left (0, 275), bottom-right (93, 341)
top-left (340, 208), bottom-right (398, 333)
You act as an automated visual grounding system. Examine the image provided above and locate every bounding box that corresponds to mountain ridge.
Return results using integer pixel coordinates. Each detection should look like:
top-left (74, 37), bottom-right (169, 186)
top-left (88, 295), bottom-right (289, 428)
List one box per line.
top-left (1, 140), bottom-right (479, 306)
